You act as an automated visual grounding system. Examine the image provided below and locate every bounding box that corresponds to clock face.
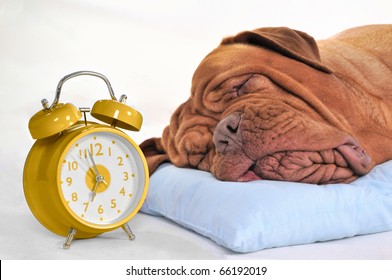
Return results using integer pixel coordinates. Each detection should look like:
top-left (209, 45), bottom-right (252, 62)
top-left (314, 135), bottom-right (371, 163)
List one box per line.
top-left (59, 131), bottom-right (146, 227)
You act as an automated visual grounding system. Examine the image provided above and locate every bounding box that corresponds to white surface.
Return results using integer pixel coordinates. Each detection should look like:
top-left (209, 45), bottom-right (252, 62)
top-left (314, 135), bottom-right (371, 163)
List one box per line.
top-left (1, 0), bottom-right (392, 259)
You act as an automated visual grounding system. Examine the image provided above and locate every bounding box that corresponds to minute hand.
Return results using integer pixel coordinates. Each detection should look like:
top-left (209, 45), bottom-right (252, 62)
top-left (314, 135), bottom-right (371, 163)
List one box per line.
top-left (88, 150), bottom-right (100, 176)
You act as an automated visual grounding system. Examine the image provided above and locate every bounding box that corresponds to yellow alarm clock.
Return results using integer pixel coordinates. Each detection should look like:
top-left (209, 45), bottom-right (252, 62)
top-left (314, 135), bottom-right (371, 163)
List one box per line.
top-left (23, 71), bottom-right (149, 249)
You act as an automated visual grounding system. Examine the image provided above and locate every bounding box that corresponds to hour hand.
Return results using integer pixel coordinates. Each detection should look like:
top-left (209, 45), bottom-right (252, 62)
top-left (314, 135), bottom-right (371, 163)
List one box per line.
top-left (91, 181), bottom-right (99, 202)
top-left (90, 176), bottom-right (108, 202)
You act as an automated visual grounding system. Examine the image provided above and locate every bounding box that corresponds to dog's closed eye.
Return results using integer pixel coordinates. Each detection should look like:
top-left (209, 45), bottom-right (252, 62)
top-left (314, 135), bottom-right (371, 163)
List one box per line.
top-left (238, 74), bottom-right (280, 96)
top-left (222, 74), bottom-right (279, 97)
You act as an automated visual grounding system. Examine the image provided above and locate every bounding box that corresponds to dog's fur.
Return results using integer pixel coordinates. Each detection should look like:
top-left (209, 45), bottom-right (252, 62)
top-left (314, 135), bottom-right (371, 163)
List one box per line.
top-left (141, 25), bottom-right (392, 184)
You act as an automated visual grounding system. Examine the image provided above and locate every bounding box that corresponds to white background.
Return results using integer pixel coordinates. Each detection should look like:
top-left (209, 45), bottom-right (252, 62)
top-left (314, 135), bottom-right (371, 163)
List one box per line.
top-left (1, 0), bottom-right (391, 263)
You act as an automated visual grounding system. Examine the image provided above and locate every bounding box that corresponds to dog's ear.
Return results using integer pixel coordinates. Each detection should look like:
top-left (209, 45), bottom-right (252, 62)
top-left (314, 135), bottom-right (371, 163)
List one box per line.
top-left (221, 27), bottom-right (333, 73)
top-left (139, 137), bottom-right (170, 175)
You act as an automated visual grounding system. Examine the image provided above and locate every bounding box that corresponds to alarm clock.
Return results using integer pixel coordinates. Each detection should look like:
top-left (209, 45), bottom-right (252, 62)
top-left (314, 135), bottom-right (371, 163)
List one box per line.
top-left (23, 71), bottom-right (149, 249)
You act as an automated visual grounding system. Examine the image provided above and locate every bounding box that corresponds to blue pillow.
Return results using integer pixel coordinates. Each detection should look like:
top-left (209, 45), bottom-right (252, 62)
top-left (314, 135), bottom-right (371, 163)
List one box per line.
top-left (140, 161), bottom-right (392, 253)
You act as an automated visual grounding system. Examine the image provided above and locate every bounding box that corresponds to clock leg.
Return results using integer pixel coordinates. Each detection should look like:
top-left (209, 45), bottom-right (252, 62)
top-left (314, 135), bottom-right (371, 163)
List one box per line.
top-left (63, 228), bottom-right (77, 249)
top-left (121, 223), bottom-right (135, 241)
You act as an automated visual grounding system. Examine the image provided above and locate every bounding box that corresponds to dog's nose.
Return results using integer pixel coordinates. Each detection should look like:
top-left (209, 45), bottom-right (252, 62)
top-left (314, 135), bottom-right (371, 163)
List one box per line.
top-left (213, 113), bottom-right (242, 154)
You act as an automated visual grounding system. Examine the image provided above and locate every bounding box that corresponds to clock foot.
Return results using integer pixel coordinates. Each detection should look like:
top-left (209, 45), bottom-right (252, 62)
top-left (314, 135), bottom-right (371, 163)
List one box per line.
top-left (121, 223), bottom-right (135, 241)
top-left (63, 228), bottom-right (77, 249)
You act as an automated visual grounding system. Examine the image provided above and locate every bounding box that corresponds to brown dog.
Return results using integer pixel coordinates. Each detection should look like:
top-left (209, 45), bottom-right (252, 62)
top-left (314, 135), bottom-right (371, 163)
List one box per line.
top-left (141, 25), bottom-right (392, 184)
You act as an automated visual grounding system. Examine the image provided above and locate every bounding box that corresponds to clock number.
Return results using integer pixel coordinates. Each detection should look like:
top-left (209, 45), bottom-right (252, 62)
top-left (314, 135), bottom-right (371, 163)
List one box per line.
top-left (89, 143), bottom-right (104, 156)
top-left (96, 143), bottom-right (103, 156)
top-left (119, 187), bottom-right (126, 196)
top-left (117, 156), bottom-right (124, 166)
top-left (108, 147), bottom-right (112, 157)
top-left (98, 205), bottom-right (104, 214)
top-left (79, 149), bottom-right (86, 158)
top-left (66, 177), bottom-right (72, 186)
top-left (83, 202), bottom-right (89, 212)
top-left (71, 192), bottom-right (78, 202)
top-left (123, 172), bottom-right (129, 181)
top-left (67, 161), bottom-right (78, 171)
top-left (111, 199), bottom-right (117, 208)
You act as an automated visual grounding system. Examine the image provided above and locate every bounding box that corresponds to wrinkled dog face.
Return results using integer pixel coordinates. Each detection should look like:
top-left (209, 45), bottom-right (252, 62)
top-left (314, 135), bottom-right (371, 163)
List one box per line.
top-left (165, 71), bottom-right (368, 184)
top-left (211, 74), bottom-right (367, 183)
top-left (156, 28), bottom-right (372, 184)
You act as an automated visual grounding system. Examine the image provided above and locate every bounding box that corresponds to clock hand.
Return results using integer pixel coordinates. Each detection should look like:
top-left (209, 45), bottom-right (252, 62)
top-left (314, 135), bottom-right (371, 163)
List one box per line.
top-left (91, 175), bottom-right (104, 202)
top-left (87, 150), bottom-right (109, 202)
top-left (91, 181), bottom-right (99, 202)
top-left (87, 150), bottom-right (100, 176)
top-left (90, 178), bottom-right (109, 202)
top-left (88, 149), bottom-right (102, 202)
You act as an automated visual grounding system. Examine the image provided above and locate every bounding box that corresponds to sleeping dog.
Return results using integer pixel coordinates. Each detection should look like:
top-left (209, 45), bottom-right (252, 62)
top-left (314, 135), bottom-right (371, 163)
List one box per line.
top-left (141, 25), bottom-right (392, 184)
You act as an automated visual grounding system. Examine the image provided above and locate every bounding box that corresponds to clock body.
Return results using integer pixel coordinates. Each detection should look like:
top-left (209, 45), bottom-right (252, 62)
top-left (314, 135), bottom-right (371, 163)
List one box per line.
top-left (23, 121), bottom-right (149, 239)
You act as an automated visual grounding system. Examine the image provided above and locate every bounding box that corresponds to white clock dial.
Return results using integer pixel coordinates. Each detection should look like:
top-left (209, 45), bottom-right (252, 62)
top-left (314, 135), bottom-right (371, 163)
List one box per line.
top-left (60, 131), bottom-right (145, 226)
